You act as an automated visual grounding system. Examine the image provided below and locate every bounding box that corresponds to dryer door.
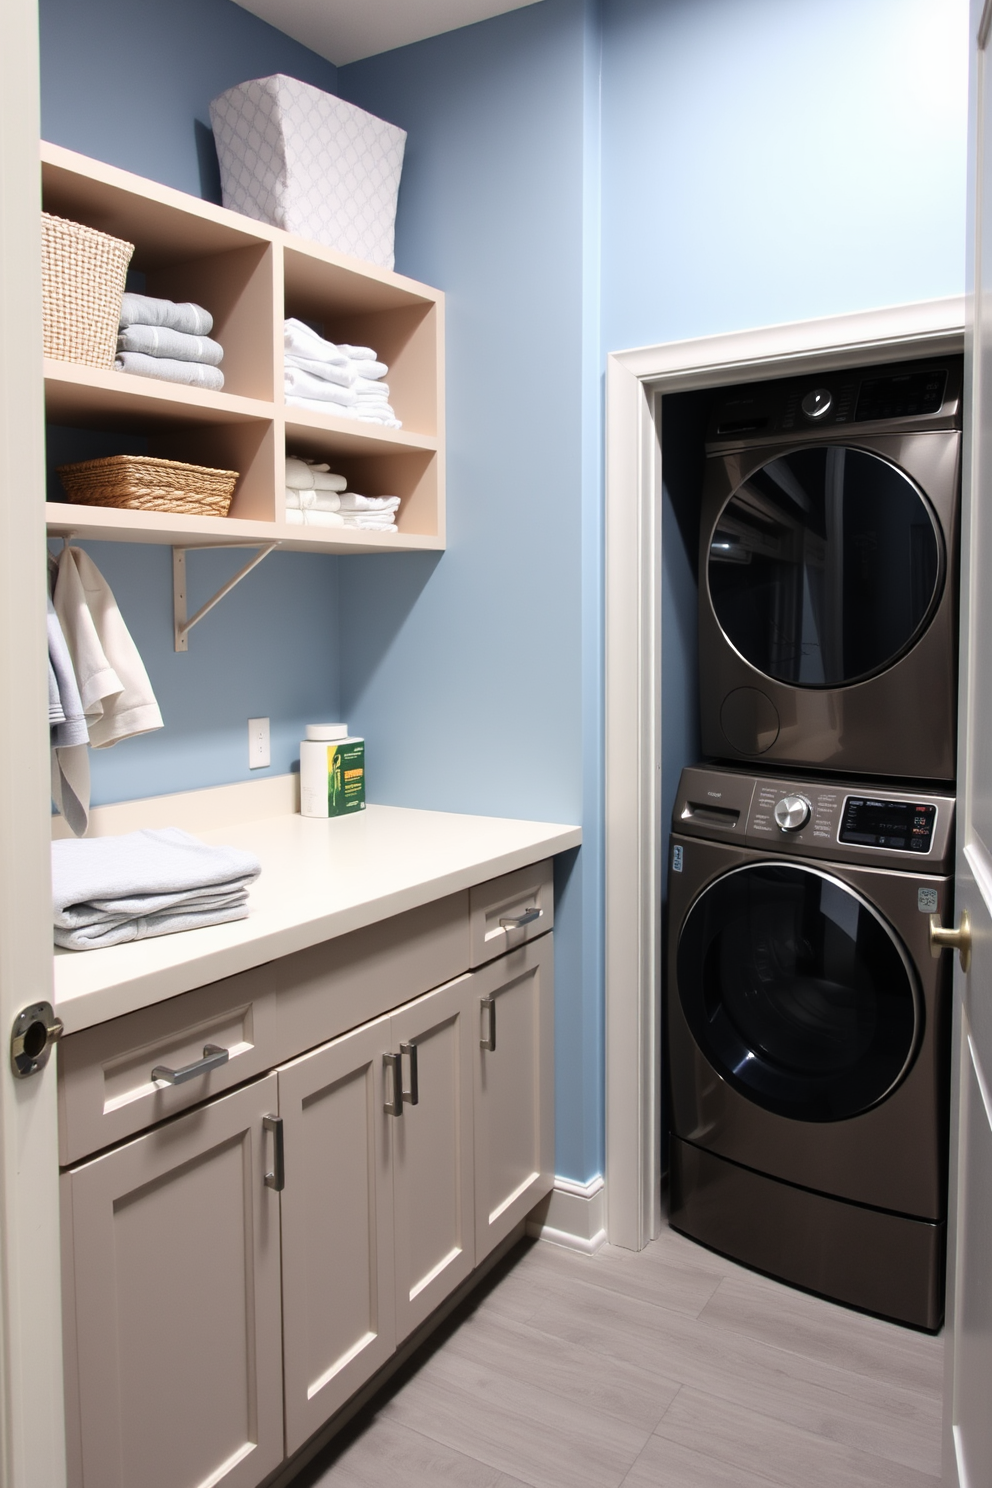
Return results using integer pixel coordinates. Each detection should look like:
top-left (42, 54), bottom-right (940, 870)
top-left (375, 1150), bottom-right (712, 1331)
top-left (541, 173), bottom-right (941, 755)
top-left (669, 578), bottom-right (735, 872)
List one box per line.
top-left (676, 862), bottom-right (922, 1121)
top-left (708, 445), bottom-right (943, 687)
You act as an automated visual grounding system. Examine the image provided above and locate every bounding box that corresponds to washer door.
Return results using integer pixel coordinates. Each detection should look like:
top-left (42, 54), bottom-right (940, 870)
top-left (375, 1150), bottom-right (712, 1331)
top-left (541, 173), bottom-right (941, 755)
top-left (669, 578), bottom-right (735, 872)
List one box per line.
top-left (708, 445), bottom-right (943, 687)
top-left (676, 862), bottom-right (921, 1122)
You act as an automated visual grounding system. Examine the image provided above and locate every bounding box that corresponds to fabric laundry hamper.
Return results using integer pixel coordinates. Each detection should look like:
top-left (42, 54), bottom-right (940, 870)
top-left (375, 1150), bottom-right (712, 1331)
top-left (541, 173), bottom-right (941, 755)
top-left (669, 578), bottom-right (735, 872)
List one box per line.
top-left (210, 75), bottom-right (406, 270)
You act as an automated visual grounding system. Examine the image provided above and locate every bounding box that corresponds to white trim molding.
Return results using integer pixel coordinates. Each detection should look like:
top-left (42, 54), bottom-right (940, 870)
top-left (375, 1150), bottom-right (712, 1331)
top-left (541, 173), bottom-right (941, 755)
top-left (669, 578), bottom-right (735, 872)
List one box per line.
top-left (527, 1174), bottom-right (607, 1254)
top-left (604, 296), bottom-right (966, 1252)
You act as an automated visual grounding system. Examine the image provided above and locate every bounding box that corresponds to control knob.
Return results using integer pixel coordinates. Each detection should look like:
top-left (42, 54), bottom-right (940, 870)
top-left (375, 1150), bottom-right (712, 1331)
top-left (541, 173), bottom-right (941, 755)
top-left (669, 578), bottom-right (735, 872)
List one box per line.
top-left (773, 795), bottom-right (811, 832)
top-left (801, 387), bottom-right (833, 420)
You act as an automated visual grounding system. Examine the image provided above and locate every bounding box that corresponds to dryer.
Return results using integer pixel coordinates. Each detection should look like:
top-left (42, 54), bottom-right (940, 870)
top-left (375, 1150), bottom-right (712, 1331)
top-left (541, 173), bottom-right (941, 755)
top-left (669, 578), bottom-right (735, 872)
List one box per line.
top-left (666, 764), bottom-right (954, 1330)
top-left (699, 357), bottom-right (961, 781)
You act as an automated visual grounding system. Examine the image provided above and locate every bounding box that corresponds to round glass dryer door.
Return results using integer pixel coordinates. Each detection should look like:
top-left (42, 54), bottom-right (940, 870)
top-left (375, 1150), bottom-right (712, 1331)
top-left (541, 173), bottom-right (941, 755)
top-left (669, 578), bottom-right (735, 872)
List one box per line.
top-left (676, 863), bottom-right (921, 1122)
top-left (708, 446), bottom-right (943, 686)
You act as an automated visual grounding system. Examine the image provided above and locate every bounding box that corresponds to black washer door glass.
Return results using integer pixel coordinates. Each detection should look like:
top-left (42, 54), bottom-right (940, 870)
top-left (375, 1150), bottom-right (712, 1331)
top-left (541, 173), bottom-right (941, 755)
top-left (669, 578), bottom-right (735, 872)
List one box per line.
top-left (677, 864), bottom-right (919, 1121)
top-left (708, 446), bottom-right (942, 686)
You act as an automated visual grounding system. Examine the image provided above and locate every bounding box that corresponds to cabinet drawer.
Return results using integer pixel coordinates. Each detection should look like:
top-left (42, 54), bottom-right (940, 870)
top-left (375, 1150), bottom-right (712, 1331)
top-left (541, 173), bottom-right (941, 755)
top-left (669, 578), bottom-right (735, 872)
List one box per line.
top-left (469, 860), bottom-right (553, 966)
top-left (58, 975), bottom-right (282, 1167)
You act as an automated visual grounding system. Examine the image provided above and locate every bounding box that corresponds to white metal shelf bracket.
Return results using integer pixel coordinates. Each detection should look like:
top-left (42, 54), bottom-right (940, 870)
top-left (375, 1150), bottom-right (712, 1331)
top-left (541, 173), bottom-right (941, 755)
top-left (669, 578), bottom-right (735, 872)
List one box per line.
top-left (173, 542), bottom-right (280, 652)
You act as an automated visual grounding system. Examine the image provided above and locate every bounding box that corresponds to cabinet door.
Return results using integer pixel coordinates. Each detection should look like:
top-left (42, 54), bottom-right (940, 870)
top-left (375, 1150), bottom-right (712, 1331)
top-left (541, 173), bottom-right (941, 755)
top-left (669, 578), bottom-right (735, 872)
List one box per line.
top-left (390, 976), bottom-right (476, 1338)
top-left (278, 1015), bottom-right (395, 1455)
top-left (61, 1076), bottom-right (283, 1488)
top-left (473, 935), bottom-right (555, 1261)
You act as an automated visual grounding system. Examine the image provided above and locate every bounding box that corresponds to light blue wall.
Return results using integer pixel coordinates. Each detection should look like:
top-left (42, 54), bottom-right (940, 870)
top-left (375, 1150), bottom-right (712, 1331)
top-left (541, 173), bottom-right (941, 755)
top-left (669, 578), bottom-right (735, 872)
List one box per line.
top-left (600, 0), bottom-right (968, 354)
top-left (338, 0), bottom-right (602, 1183)
top-left (40, 0), bottom-right (343, 801)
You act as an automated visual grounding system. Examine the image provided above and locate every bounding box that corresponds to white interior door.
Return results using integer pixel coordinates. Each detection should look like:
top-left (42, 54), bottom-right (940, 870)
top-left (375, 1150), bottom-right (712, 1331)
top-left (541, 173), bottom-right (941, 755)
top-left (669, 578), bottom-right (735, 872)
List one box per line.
top-left (945, 5), bottom-right (992, 1482)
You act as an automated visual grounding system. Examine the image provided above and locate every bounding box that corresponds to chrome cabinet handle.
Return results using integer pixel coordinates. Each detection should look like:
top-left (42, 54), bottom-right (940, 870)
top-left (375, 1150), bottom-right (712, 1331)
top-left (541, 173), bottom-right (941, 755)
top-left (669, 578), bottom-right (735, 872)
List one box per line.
top-left (400, 1041), bottom-right (419, 1105)
top-left (499, 906), bottom-right (542, 931)
top-left (481, 995), bottom-right (496, 1052)
top-left (263, 1114), bottom-right (285, 1191)
top-left (152, 1043), bottom-right (229, 1086)
top-left (930, 910), bottom-right (972, 972)
top-left (383, 1051), bottom-right (403, 1116)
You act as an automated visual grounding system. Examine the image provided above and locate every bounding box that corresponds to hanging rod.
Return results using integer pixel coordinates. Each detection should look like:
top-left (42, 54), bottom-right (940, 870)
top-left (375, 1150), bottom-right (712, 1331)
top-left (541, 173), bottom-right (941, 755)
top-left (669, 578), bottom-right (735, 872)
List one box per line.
top-left (173, 542), bottom-right (280, 651)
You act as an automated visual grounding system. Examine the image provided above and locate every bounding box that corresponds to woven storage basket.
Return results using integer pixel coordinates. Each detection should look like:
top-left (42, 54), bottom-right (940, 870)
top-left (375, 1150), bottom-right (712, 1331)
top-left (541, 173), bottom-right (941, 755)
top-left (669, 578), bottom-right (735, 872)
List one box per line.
top-left (57, 455), bottom-right (239, 516)
top-left (41, 212), bottom-right (134, 368)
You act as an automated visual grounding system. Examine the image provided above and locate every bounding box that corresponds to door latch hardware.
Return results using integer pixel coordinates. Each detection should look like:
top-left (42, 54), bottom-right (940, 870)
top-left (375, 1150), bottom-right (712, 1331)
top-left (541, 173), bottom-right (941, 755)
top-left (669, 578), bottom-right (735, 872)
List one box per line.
top-left (10, 1001), bottom-right (64, 1079)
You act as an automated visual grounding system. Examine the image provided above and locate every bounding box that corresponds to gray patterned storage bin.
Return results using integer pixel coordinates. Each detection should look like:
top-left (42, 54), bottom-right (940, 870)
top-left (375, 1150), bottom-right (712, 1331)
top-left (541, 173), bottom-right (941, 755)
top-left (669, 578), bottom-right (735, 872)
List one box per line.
top-left (210, 75), bottom-right (406, 270)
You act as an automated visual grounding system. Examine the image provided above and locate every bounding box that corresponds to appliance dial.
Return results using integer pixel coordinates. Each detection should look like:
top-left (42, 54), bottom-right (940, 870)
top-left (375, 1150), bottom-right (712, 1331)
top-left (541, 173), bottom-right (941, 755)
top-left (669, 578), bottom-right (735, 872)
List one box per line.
top-left (801, 387), bottom-right (833, 420)
top-left (774, 795), bottom-right (811, 832)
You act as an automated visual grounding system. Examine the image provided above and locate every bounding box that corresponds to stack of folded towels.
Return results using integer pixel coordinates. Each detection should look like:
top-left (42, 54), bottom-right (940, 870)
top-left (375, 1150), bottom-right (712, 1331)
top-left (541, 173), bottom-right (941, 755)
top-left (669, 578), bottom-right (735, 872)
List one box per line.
top-left (284, 318), bottom-right (401, 427)
top-left (52, 827), bottom-right (261, 951)
top-left (285, 457), bottom-right (401, 532)
top-left (116, 293), bottom-right (225, 391)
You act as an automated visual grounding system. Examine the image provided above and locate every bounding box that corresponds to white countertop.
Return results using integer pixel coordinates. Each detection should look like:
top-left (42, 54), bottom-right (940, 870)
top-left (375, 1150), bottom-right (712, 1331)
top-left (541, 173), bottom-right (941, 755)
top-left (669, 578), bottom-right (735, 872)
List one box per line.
top-left (54, 802), bottom-right (581, 1033)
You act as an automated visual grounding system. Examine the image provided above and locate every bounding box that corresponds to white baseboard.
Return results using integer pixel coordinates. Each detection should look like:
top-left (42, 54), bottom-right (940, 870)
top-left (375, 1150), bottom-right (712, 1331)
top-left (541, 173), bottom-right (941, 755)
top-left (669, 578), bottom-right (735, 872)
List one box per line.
top-left (527, 1174), bottom-right (607, 1254)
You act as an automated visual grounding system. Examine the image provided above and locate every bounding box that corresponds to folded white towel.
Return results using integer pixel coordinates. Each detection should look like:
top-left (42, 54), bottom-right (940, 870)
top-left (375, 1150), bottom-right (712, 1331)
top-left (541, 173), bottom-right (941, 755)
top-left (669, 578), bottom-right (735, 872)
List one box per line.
top-left (357, 409), bottom-right (401, 427)
top-left (286, 395), bottom-right (358, 419)
top-left (118, 324), bottom-right (224, 366)
top-left (284, 508), bottom-right (346, 528)
top-left (342, 516), bottom-right (398, 531)
top-left (354, 377), bottom-right (390, 397)
top-left (349, 360), bottom-right (388, 381)
top-left (284, 318), bottom-right (349, 366)
top-left (285, 488), bottom-right (341, 512)
top-left (284, 367), bottom-right (357, 406)
top-left (120, 293), bottom-right (213, 336)
top-left (284, 458), bottom-right (347, 491)
top-left (338, 344), bottom-right (377, 361)
top-left (283, 353), bottom-right (356, 388)
top-left (52, 828), bottom-right (260, 950)
top-left (337, 493), bottom-right (401, 512)
top-left (116, 352), bottom-right (225, 391)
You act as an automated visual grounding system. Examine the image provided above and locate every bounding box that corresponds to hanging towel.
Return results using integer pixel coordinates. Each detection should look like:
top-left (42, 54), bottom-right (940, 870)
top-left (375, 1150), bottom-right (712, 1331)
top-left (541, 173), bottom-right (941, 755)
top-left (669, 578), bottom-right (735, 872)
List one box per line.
top-left (283, 354), bottom-right (355, 388)
top-left (48, 594), bottom-right (91, 838)
top-left (52, 827), bottom-right (261, 950)
top-left (53, 547), bottom-right (163, 750)
top-left (283, 366), bottom-right (357, 405)
top-left (284, 457), bottom-right (347, 491)
top-left (283, 318), bottom-right (350, 365)
top-left (117, 324), bottom-right (224, 366)
top-left (119, 293), bottom-right (213, 336)
top-left (115, 352), bottom-right (225, 391)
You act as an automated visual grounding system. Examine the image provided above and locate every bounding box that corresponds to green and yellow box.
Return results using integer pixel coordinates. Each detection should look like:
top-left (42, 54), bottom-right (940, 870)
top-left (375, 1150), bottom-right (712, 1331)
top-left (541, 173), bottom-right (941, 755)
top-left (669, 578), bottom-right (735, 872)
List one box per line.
top-left (301, 725), bottom-right (366, 818)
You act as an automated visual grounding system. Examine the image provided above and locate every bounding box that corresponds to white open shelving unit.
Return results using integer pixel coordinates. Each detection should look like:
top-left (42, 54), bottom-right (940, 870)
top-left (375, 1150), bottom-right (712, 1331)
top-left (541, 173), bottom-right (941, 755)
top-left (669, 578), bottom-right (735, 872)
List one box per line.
top-left (42, 140), bottom-right (446, 557)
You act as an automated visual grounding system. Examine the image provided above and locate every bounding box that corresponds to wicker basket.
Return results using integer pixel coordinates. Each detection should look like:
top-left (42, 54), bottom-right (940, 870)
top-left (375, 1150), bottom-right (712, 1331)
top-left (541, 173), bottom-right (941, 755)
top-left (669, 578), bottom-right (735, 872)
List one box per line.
top-left (41, 212), bottom-right (134, 368)
top-left (56, 455), bottom-right (239, 516)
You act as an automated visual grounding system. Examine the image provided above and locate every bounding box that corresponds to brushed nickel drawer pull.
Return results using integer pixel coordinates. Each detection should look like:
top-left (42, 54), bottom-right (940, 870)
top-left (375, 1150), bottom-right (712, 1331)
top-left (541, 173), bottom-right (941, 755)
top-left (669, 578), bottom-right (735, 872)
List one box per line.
top-left (400, 1041), bottom-right (419, 1105)
top-left (383, 1051), bottom-right (403, 1116)
top-left (263, 1114), bottom-right (285, 1191)
top-left (499, 907), bottom-right (542, 931)
top-left (481, 995), bottom-right (496, 1053)
top-left (151, 1043), bottom-right (229, 1086)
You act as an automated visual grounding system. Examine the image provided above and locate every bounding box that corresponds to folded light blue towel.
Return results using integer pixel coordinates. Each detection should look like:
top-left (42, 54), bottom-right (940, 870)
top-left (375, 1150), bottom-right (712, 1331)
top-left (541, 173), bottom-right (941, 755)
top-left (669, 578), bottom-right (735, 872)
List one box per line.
top-left (52, 828), bottom-right (261, 951)
top-left (115, 352), bottom-right (225, 392)
top-left (119, 293), bottom-right (213, 336)
top-left (118, 324), bottom-right (224, 366)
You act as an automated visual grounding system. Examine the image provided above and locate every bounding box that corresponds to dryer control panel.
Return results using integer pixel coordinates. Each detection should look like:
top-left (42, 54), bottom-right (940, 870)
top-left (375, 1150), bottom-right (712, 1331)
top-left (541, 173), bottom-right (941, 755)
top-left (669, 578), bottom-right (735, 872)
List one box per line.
top-left (674, 765), bottom-right (955, 873)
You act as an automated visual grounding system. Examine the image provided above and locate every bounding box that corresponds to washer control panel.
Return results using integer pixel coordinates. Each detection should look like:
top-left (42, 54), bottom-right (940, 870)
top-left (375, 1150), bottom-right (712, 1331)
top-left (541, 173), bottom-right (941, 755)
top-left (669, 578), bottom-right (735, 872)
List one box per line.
top-left (673, 766), bottom-right (955, 873)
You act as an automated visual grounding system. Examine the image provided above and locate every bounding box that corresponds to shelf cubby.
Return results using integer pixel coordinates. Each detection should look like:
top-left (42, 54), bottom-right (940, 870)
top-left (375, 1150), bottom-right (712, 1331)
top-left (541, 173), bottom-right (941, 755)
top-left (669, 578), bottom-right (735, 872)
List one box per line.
top-left (40, 141), bottom-right (445, 555)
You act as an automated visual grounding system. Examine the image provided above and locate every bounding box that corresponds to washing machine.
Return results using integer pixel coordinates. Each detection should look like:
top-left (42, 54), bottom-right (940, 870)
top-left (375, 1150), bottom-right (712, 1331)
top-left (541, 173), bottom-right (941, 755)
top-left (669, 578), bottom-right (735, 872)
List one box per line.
top-left (666, 763), bottom-right (955, 1330)
top-left (699, 357), bottom-right (961, 781)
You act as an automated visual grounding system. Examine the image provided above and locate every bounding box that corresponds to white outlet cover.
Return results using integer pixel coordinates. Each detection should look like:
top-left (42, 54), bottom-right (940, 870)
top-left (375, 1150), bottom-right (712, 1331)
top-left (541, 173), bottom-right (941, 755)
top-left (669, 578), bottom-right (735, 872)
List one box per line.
top-left (248, 717), bottom-right (271, 769)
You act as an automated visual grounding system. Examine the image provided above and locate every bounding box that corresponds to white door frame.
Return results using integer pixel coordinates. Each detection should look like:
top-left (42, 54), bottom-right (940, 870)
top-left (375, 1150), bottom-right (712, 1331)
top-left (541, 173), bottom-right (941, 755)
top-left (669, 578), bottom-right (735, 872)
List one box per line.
top-left (604, 296), bottom-right (966, 1251)
top-left (0, 0), bottom-right (68, 1483)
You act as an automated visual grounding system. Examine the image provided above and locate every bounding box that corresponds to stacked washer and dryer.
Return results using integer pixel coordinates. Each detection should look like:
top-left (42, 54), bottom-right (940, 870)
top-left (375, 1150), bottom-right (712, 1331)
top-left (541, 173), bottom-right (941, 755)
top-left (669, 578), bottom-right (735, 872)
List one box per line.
top-left (666, 358), bottom-right (962, 1330)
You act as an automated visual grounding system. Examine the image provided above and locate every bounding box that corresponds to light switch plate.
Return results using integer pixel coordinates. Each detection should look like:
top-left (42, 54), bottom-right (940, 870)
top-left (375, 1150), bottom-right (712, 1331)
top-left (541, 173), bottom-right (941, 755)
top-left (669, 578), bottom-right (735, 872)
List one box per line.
top-left (248, 717), bottom-right (270, 769)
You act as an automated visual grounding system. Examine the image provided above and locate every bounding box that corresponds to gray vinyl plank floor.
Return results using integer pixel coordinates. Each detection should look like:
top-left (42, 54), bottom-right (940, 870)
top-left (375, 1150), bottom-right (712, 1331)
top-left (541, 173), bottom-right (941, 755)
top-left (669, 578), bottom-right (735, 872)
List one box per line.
top-left (291, 1226), bottom-right (944, 1488)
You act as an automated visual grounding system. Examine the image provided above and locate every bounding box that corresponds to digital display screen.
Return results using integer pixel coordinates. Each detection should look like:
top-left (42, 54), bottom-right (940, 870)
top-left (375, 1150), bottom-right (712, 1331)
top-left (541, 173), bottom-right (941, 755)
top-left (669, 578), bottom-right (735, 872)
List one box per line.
top-left (855, 369), bottom-right (946, 422)
top-left (839, 798), bottom-right (936, 852)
